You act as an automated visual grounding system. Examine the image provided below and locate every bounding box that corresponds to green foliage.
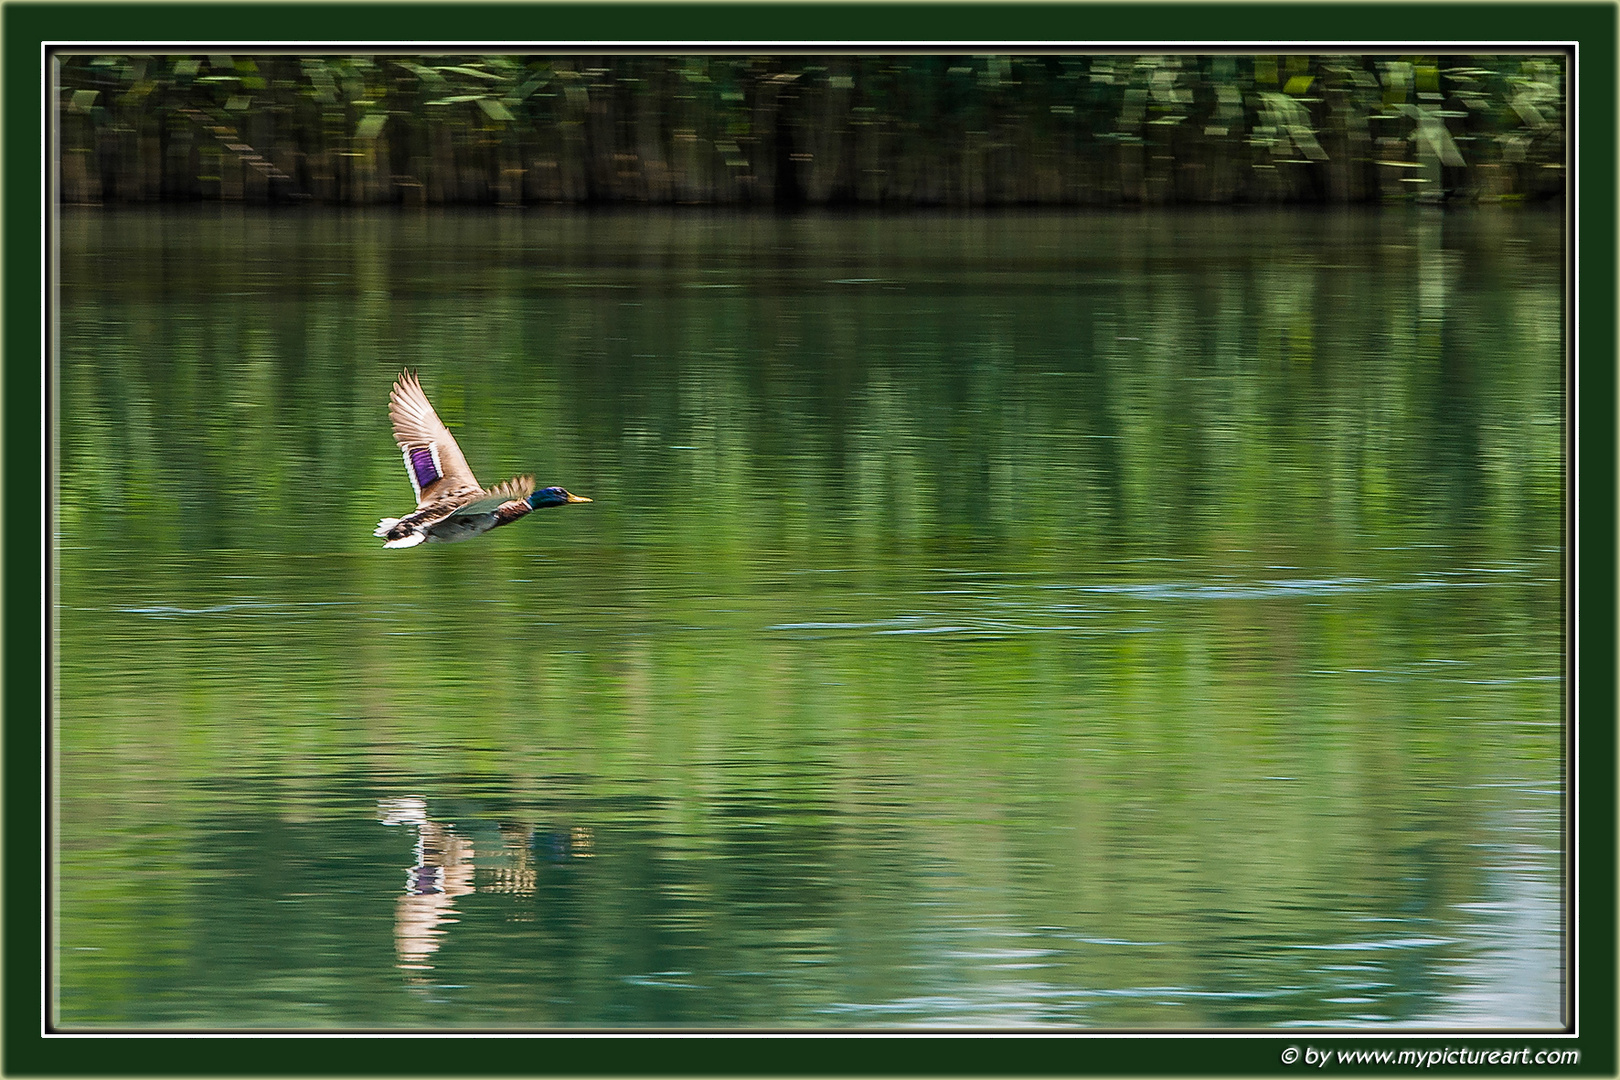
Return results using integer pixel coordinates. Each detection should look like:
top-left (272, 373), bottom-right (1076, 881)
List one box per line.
top-left (55, 53), bottom-right (1565, 206)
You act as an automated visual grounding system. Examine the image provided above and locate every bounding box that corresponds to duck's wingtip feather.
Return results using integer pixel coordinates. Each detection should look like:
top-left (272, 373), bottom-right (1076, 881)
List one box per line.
top-left (391, 368), bottom-right (421, 397)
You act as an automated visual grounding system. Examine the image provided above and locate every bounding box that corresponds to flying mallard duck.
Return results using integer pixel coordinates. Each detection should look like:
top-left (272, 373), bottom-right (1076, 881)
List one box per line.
top-left (374, 370), bottom-right (590, 548)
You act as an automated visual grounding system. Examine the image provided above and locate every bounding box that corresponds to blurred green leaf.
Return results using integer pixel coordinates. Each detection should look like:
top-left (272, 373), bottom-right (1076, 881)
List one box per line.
top-left (303, 60), bottom-right (337, 103)
top-left (509, 74), bottom-right (549, 103)
top-left (395, 60), bottom-right (447, 87)
top-left (356, 112), bottom-right (388, 139)
top-left (437, 65), bottom-right (505, 81)
top-left (477, 97), bottom-right (515, 121)
top-left (118, 79), bottom-right (156, 106)
top-left (1403, 103), bottom-right (1465, 166)
top-left (1257, 92), bottom-right (1328, 161)
top-left (1511, 92), bottom-right (1548, 129)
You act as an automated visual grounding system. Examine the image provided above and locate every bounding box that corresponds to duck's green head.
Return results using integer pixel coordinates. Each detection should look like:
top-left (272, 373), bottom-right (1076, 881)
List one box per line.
top-left (528, 486), bottom-right (592, 510)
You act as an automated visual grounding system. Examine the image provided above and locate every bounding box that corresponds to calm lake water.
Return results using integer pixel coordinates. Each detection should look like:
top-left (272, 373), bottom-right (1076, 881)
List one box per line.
top-left (54, 207), bottom-right (1564, 1030)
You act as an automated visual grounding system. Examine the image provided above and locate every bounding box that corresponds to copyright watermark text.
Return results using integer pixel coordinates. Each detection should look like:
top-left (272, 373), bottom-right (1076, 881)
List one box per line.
top-left (1281, 1046), bottom-right (1579, 1068)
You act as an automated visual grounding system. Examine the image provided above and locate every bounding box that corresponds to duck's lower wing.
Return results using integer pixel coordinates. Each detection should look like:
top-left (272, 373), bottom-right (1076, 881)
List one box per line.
top-left (447, 475), bottom-right (535, 517)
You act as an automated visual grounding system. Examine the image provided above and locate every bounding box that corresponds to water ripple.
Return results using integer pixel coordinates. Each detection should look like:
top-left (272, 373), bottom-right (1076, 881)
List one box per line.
top-left (109, 600), bottom-right (353, 619)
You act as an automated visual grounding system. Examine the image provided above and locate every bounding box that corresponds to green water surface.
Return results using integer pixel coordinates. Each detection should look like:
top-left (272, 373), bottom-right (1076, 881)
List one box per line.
top-left (55, 207), bottom-right (1563, 1029)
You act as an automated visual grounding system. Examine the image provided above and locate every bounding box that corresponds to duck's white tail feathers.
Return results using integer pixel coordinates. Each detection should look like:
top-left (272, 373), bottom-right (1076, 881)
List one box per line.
top-left (376, 517), bottom-right (428, 548)
top-left (383, 532), bottom-right (427, 549)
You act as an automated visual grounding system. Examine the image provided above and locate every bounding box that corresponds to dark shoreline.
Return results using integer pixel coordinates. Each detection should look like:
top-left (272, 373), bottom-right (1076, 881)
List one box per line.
top-left (57, 54), bottom-right (1566, 210)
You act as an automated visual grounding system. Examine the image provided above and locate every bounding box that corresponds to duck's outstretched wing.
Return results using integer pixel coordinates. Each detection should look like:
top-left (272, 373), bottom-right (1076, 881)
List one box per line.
top-left (448, 475), bottom-right (534, 517)
top-left (389, 370), bottom-right (481, 507)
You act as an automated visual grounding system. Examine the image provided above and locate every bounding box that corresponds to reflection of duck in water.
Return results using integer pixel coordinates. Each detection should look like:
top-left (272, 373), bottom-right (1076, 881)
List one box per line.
top-left (378, 796), bottom-right (595, 972)
top-left (375, 370), bottom-right (590, 548)
top-left (378, 796), bottom-right (476, 971)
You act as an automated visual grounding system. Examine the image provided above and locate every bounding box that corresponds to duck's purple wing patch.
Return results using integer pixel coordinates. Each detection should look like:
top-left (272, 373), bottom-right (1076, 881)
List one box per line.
top-left (403, 444), bottom-right (442, 499)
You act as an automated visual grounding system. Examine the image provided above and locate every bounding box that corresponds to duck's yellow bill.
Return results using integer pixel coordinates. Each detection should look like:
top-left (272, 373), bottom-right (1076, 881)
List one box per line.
top-left (567, 493), bottom-right (592, 503)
